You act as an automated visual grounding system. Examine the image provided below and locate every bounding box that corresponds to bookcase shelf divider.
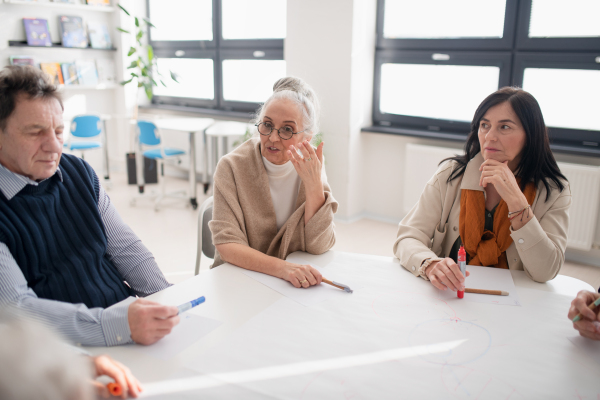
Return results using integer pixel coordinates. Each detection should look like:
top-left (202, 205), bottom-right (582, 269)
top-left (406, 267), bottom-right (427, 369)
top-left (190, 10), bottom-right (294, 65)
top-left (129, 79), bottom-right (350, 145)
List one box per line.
top-left (3, 0), bottom-right (115, 13)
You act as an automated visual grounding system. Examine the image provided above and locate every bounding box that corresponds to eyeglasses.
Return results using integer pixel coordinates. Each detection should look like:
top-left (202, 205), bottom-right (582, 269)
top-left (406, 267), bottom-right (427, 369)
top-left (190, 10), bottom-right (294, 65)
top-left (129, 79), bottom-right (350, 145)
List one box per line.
top-left (255, 122), bottom-right (308, 140)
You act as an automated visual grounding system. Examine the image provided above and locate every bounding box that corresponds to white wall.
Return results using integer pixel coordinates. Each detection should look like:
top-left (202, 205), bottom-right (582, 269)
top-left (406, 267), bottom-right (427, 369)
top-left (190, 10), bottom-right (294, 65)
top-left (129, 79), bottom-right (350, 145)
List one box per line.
top-left (286, 0), bottom-right (376, 219)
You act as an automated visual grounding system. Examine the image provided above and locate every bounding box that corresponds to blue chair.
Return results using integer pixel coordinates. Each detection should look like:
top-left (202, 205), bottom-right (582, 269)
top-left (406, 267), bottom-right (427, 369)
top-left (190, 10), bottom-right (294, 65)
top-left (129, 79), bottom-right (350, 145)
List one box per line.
top-left (133, 120), bottom-right (186, 211)
top-left (65, 115), bottom-right (109, 185)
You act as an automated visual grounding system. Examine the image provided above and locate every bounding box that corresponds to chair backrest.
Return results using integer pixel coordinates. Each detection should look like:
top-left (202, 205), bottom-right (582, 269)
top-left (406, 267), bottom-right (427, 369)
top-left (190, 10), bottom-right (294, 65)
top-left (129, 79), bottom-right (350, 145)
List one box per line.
top-left (70, 115), bottom-right (102, 138)
top-left (137, 121), bottom-right (161, 146)
top-left (195, 196), bottom-right (215, 275)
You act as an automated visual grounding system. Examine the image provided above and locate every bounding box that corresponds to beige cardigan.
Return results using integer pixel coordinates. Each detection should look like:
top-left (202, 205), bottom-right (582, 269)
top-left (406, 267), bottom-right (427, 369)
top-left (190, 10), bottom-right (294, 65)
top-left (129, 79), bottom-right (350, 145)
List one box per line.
top-left (209, 138), bottom-right (338, 267)
top-left (393, 153), bottom-right (571, 283)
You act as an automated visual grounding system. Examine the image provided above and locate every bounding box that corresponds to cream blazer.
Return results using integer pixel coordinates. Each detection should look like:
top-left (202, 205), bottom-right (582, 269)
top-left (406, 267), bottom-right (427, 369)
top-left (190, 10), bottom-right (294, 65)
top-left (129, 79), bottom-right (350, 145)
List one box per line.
top-left (393, 153), bottom-right (571, 283)
top-left (210, 138), bottom-right (338, 267)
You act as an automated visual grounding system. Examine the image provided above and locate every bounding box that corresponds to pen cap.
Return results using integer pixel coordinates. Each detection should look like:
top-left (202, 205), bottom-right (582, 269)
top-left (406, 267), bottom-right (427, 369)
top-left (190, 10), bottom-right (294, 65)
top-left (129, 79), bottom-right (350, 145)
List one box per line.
top-left (458, 245), bottom-right (466, 260)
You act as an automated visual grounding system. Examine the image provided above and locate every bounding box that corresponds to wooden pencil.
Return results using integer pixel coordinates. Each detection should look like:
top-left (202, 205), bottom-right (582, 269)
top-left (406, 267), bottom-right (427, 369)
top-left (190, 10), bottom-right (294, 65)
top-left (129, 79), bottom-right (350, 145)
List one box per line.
top-left (322, 278), bottom-right (353, 293)
top-left (572, 297), bottom-right (600, 322)
top-left (322, 278), bottom-right (345, 290)
top-left (465, 288), bottom-right (509, 296)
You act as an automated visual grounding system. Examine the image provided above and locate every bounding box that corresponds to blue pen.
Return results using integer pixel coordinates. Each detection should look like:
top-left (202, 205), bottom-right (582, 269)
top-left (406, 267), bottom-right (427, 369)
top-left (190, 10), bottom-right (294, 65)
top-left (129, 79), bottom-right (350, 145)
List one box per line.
top-left (177, 296), bottom-right (205, 315)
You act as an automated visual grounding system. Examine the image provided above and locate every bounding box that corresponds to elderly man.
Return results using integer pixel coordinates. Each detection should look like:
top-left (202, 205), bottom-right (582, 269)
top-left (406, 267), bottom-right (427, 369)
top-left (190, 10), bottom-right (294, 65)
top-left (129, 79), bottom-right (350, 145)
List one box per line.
top-left (0, 65), bottom-right (179, 346)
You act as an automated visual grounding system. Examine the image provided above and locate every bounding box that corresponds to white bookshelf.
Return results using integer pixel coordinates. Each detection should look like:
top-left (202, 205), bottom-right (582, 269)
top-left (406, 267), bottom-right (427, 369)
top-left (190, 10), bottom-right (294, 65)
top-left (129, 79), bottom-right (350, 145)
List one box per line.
top-left (3, 0), bottom-right (115, 12)
top-left (1, 0), bottom-right (129, 173)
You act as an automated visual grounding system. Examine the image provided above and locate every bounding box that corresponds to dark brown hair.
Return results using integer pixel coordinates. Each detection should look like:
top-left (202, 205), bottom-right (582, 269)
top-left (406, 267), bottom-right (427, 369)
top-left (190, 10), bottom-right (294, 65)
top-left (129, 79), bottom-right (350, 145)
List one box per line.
top-left (443, 86), bottom-right (566, 201)
top-left (0, 65), bottom-right (63, 130)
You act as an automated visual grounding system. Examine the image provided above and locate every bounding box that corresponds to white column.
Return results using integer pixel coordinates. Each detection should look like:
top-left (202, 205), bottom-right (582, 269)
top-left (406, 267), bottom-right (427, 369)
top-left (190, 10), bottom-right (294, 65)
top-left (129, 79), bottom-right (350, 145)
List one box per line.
top-left (285, 0), bottom-right (376, 220)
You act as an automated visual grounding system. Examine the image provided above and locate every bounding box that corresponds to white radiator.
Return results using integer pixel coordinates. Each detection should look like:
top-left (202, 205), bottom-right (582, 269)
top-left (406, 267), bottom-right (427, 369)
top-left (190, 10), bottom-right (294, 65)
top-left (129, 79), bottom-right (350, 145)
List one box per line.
top-left (403, 145), bottom-right (600, 251)
top-left (557, 162), bottom-right (600, 251)
top-left (403, 144), bottom-right (461, 214)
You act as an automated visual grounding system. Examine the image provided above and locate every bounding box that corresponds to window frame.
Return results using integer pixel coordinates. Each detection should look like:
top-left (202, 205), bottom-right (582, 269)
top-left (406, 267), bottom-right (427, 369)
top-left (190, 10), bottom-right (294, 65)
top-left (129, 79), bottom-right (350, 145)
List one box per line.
top-left (147, 0), bottom-right (218, 50)
top-left (151, 49), bottom-right (218, 109)
top-left (219, 48), bottom-right (285, 112)
top-left (515, 0), bottom-right (600, 51)
top-left (373, 49), bottom-right (512, 137)
top-left (146, 0), bottom-right (285, 114)
top-left (376, 0), bottom-right (519, 51)
top-left (371, 0), bottom-right (600, 156)
top-left (513, 52), bottom-right (600, 151)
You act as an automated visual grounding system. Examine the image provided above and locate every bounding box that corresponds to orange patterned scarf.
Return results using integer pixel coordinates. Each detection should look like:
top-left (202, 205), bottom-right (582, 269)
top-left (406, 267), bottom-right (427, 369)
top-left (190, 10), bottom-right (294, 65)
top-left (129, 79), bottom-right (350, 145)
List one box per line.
top-left (459, 182), bottom-right (536, 269)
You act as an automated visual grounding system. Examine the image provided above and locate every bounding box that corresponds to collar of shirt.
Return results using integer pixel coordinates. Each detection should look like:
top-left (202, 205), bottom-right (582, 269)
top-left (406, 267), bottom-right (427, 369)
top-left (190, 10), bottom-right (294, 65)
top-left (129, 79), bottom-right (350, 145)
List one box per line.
top-left (0, 163), bottom-right (63, 200)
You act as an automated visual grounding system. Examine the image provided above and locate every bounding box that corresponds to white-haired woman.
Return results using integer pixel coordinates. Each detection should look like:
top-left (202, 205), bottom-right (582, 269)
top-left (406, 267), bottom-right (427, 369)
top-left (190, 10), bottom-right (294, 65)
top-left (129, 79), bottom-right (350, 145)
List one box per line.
top-left (209, 77), bottom-right (338, 288)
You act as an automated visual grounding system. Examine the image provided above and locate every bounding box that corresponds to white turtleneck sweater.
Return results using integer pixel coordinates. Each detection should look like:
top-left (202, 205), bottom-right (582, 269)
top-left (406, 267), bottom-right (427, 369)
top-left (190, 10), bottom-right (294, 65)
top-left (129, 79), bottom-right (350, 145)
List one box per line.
top-left (262, 157), bottom-right (302, 230)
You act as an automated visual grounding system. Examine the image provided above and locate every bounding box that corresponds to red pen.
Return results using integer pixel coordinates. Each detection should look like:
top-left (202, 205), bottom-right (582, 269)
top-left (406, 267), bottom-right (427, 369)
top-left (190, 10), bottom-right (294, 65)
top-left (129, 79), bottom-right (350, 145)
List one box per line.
top-left (457, 245), bottom-right (466, 299)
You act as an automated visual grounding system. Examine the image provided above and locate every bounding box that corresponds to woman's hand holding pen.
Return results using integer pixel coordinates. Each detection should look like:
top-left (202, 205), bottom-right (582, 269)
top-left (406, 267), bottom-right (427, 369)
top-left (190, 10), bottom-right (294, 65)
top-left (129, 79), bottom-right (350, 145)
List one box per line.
top-left (91, 355), bottom-right (142, 399)
top-left (426, 258), bottom-right (470, 292)
top-left (568, 290), bottom-right (600, 340)
top-left (279, 261), bottom-right (323, 289)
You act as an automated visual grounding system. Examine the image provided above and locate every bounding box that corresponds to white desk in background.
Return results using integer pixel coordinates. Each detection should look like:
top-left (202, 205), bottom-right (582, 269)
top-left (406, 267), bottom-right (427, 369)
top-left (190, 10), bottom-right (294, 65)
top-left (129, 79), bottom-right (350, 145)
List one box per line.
top-left (204, 121), bottom-right (252, 183)
top-left (153, 118), bottom-right (214, 209)
top-left (86, 251), bottom-right (598, 399)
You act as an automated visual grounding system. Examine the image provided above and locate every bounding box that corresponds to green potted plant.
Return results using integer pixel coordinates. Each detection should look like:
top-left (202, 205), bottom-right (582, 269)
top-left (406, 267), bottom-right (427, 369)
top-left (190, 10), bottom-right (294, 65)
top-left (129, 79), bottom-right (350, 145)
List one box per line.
top-left (117, 3), bottom-right (178, 111)
top-left (117, 3), bottom-right (178, 191)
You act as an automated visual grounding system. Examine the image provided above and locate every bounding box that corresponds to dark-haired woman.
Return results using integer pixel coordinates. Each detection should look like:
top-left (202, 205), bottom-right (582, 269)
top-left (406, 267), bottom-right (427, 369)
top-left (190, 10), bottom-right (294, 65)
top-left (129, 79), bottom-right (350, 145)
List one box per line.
top-left (393, 87), bottom-right (571, 289)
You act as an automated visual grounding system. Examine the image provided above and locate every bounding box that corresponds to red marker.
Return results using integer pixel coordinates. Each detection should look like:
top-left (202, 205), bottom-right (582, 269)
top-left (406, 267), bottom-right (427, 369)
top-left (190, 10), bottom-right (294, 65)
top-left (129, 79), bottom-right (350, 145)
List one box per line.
top-left (457, 245), bottom-right (466, 299)
top-left (107, 382), bottom-right (122, 397)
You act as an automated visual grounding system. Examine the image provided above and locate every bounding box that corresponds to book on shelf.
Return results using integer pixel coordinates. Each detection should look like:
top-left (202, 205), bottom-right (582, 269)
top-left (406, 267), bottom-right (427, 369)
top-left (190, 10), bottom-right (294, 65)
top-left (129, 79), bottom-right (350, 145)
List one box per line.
top-left (59, 16), bottom-right (88, 48)
top-left (40, 63), bottom-right (64, 86)
top-left (61, 63), bottom-right (79, 85)
top-left (10, 56), bottom-right (35, 66)
top-left (87, 21), bottom-right (112, 49)
top-left (95, 59), bottom-right (116, 85)
top-left (75, 59), bottom-right (99, 86)
top-left (86, 0), bottom-right (111, 6)
top-left (23, 18), bottom-right (52, 47)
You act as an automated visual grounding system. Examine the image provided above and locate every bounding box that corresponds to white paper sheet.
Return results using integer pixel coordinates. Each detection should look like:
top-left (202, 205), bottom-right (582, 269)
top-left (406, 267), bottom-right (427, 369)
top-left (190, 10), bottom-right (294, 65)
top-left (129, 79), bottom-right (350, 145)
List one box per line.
top-left (240, 262), bottom-right (361, 307)
top-left (568, 335), bottom-right (600, 367)
top-left (137, 314), bottom-right (222, 360)
top-left (437, 265), bottom-right (521, 306)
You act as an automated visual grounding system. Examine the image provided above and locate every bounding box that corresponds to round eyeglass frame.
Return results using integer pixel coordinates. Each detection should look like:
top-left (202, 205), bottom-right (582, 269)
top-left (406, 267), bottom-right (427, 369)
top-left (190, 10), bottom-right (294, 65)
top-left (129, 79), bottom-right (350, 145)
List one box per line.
top-left (255, 122), bottom-right (308, 140)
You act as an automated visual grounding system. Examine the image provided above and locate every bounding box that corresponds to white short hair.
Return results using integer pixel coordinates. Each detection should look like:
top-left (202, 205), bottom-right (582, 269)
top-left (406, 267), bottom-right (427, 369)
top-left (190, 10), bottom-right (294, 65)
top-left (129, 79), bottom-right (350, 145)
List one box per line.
top-left (0, 316), bottom-right (93, 400)
top-left (254, 76), bottom-right (321, 141)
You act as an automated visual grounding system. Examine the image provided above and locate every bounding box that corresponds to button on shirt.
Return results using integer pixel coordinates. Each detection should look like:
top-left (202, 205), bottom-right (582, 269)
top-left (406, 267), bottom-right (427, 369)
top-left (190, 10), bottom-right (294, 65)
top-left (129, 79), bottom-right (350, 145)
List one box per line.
top-left (0, 163), bottom-right (170, 346)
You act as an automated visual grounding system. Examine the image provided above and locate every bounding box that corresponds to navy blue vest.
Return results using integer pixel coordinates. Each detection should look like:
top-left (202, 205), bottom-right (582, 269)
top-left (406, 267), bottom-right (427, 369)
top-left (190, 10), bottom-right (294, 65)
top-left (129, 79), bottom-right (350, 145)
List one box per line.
top-left (0, 154), bottom-right (133, 308)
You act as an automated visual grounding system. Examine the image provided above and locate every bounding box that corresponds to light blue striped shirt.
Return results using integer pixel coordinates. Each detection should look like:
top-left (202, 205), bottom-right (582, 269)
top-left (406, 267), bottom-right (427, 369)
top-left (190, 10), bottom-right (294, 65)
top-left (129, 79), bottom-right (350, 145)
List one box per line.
top-left (0, 163), bottom-right (170, 346)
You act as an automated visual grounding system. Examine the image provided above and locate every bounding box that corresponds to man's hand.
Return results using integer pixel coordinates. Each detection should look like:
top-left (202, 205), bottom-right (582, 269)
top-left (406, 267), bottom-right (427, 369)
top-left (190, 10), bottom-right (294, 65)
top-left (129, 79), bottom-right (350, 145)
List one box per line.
top-left (91, 355), bottom-right (142, 399)
top-left (127, 299), bottom-right (179, 345)
top-left (568, 290), bottom-right (600, 340)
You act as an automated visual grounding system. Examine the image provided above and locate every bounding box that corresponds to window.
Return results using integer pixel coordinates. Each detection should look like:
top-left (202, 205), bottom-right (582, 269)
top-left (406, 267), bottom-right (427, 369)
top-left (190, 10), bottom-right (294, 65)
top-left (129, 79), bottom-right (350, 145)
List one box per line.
top-left (372, 0), bottom-right (600, 154)
top-left (147, 0), bottom-right (286, 114)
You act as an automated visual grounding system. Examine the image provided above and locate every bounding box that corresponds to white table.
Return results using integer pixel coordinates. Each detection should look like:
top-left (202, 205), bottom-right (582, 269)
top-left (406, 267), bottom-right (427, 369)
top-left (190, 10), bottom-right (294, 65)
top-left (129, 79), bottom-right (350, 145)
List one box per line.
top-left (154, 118), bottom-right (214, 209)
top-left (204, 121), bottom-right (252, 183)
top-left (87, 251), bottom-right (598, 399)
